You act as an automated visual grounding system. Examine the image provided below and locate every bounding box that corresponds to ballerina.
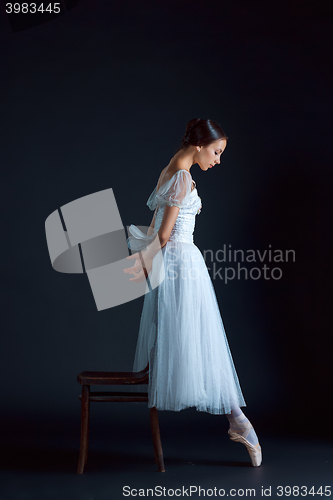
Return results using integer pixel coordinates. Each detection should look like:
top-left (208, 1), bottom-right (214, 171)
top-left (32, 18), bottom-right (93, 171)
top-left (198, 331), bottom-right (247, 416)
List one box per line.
top-left (123, 118), bottom-right (262, 467)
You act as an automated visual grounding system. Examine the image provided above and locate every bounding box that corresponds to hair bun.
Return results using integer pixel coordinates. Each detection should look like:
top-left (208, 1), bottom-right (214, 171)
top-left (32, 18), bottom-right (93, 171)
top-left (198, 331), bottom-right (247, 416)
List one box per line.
top-left (185, 118), bottom-right (203, 134)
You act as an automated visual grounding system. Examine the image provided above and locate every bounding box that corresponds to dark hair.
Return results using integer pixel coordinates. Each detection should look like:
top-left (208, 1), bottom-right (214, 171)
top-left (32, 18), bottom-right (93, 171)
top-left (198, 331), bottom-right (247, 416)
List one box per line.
top-left (175, 118), bottom-right (228, 153)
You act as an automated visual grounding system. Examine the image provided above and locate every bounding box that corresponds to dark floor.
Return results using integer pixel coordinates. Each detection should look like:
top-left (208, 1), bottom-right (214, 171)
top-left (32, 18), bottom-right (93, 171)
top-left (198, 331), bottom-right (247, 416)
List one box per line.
top-left (1, 406), bottom-right (332, 500)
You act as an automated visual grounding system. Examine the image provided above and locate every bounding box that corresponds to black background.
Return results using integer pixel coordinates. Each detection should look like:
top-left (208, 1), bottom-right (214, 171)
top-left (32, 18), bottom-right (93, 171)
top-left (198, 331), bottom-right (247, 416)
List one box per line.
top-left (1, 0), bottom-right (332, 496)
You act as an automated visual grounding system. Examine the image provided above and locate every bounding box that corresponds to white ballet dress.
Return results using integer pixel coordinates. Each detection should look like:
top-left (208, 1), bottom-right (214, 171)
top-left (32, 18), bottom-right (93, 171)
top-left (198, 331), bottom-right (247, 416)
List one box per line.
top-left (127, 169), bottom-right (246, 415)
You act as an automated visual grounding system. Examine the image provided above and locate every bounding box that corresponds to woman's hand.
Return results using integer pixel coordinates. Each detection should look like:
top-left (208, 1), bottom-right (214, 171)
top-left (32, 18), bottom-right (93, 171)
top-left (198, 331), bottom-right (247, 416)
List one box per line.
top-left (123, 251), bottom-right (153, 284)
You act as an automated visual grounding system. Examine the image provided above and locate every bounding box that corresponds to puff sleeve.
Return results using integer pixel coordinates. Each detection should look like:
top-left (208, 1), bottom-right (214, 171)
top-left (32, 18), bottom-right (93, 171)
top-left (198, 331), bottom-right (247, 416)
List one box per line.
top-left (146, 170), bottom-right (193, 211)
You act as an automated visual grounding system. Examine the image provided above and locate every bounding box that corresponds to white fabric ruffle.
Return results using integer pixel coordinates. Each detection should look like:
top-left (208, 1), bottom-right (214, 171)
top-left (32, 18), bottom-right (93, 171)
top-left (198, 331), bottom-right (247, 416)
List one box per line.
top-left (127, 224), bottom-right (159, 252)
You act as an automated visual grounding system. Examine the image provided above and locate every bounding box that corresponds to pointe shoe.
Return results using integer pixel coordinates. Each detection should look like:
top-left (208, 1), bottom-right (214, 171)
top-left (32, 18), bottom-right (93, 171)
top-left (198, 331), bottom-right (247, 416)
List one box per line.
top-left (228, 421), bottom-right (262, 467)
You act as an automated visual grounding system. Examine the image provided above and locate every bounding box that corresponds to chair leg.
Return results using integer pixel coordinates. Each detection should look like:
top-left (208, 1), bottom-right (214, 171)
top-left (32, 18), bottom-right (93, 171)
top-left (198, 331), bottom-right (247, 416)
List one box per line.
top-left (77, 385), bottom-right (90, 474)
top-left (84, 397), bottom-right (90, 465)
top-left (149, 407), bottom-right (165, 472)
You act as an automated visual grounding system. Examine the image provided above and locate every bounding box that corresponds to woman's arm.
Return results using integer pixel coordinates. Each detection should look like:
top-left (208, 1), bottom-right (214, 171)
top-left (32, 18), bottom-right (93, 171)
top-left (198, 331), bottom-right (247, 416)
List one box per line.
top-left (143, 205), bottom-right (179, 260)
top-left (147, 209), bottom-right (157, 236)
top-left (124, 205), bottom-right (180, 282)
top-left (157, 205), bottom-right (180, 246)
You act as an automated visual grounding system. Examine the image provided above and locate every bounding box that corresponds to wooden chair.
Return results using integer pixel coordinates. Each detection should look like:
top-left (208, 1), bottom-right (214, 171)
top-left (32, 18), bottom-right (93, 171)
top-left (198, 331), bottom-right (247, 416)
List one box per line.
top-left (77, 362), bottom-right (165, 473)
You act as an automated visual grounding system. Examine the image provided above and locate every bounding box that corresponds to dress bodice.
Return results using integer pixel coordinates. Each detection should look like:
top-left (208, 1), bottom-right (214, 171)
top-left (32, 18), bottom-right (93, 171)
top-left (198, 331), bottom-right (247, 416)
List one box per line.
top-left (154, 185), bottom-right (202, 244)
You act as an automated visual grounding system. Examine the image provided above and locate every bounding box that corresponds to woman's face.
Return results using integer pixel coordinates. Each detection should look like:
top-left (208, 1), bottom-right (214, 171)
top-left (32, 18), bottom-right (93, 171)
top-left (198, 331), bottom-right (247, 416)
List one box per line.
top-left (196, 139), bottom-right (227, 171)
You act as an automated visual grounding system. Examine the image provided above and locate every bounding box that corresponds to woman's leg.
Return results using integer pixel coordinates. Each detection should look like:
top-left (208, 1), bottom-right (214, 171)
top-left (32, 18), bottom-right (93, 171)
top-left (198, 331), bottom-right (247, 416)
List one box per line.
top-left (226, 406), bottom-right (259, 447)
top-left (226, 405), bottom-right (262, 467)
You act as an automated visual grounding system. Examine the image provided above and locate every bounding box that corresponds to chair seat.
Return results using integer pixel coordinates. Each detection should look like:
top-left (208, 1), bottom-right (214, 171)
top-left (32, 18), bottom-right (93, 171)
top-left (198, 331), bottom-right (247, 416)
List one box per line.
top-left (77, 368), bottom-right (149, 386)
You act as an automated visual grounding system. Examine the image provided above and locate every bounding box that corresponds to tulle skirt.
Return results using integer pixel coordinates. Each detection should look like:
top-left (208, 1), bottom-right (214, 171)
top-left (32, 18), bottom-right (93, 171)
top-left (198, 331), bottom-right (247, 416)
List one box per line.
top-left (131, 239), bottom-right (246, 415)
